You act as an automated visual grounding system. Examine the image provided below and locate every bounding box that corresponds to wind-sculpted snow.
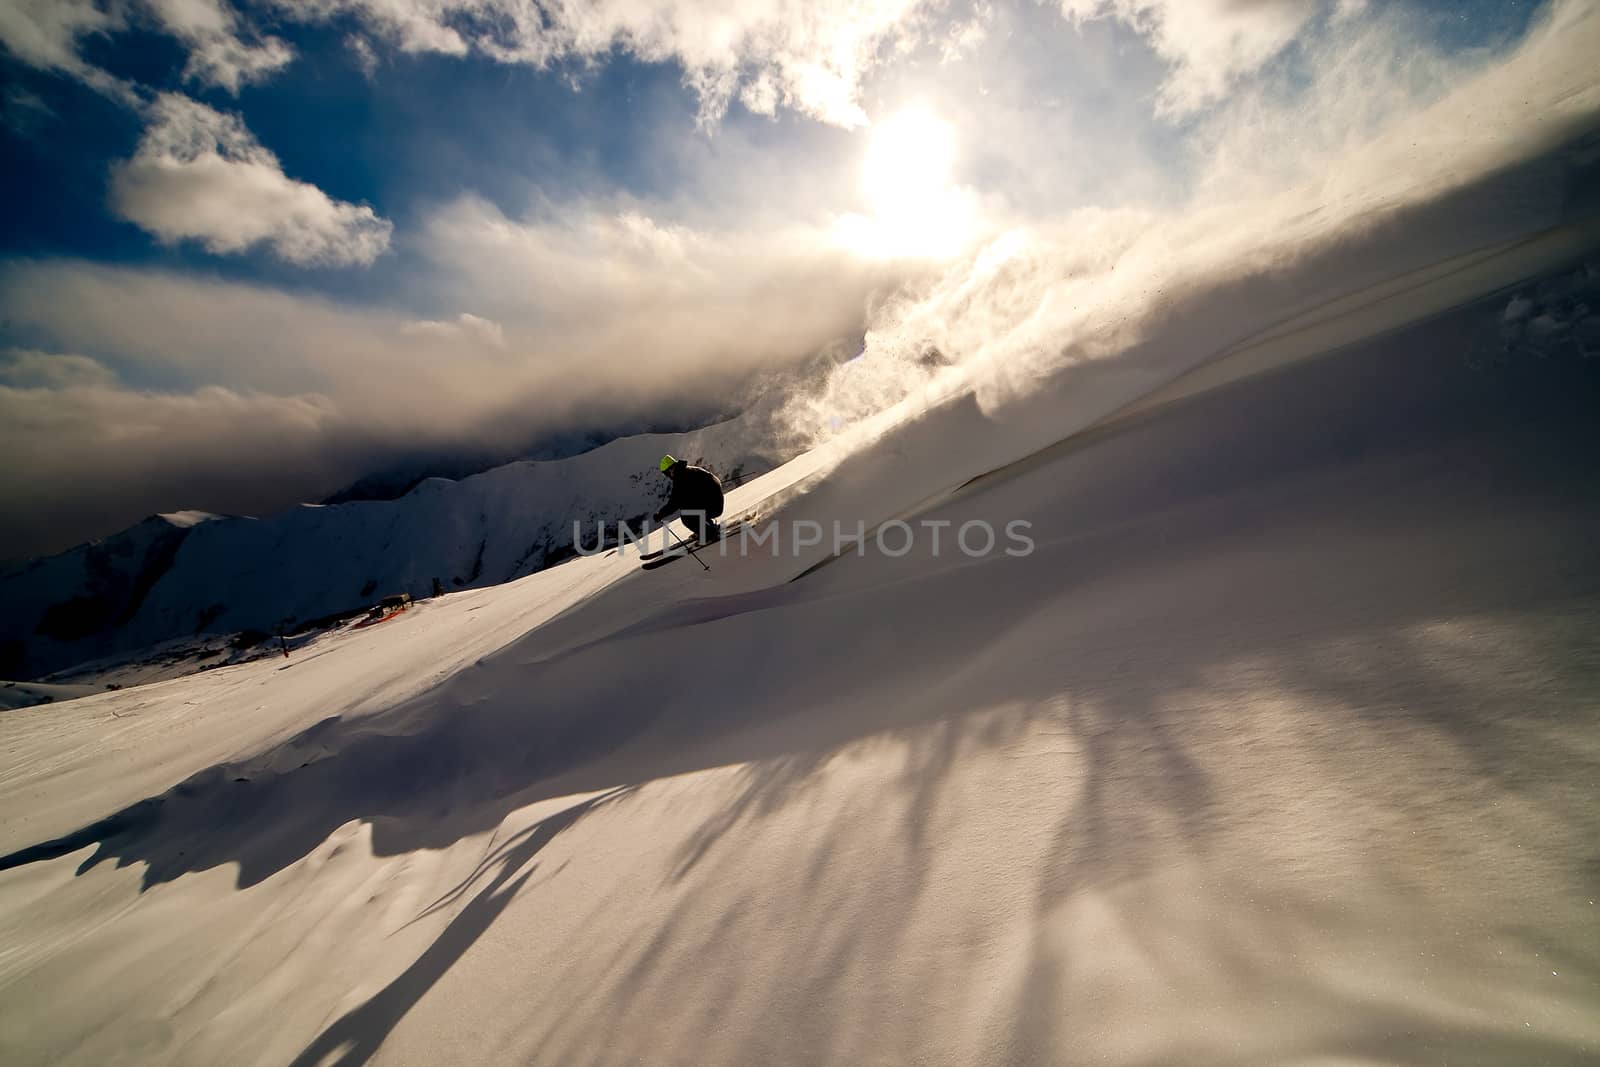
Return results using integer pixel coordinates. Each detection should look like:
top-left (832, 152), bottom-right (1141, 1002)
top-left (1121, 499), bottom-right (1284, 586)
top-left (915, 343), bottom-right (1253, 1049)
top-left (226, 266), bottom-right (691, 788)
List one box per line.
top-left (1, 281), bottom-right (1597, 1064)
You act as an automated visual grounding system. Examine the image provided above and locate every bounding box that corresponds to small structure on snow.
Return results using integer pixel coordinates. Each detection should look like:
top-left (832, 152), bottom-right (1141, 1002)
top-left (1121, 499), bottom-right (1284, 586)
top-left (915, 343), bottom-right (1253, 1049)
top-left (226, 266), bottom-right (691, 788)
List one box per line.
top-left (365, 593), bottom-right (411, 621)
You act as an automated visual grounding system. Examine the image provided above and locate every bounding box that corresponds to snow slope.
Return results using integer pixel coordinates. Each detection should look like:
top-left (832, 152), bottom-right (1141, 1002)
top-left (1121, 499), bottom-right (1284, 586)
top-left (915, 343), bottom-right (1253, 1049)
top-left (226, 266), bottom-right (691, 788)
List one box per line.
top-left (2, 12), bottom-right (1600, 1064)
top-left (0, 681), bottom-right (100, 711)
top-left (1, 264), bottom-right (1595, 1065)
top-left (0, 417), bottom-right (779, 681)
top-left (0, 513), bottom-right (211, 679)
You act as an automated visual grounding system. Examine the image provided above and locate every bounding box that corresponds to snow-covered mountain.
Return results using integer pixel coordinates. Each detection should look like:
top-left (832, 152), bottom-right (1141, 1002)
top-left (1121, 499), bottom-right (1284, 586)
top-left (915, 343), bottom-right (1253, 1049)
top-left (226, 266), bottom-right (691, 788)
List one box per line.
top-left (316, 416), bottom-right (736, 506)
top-left (0, 418), bottom-right (783, 680)
top-left (1, 250), bottom-right (1597, 1066)
top-left (2, 13), bottom-right (1599, 1063)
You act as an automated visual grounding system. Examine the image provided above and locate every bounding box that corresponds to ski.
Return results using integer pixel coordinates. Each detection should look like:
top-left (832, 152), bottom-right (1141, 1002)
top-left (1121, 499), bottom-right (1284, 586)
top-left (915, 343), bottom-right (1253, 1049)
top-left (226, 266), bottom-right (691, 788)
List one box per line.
top-left (637, 543), bottom-right (684, 562)
top-left (638, 537), bottom-right (697, 562)
top-left (636, 518), bottom-right (765, 570)
top-left (636, 517), bottom-right (754, 562)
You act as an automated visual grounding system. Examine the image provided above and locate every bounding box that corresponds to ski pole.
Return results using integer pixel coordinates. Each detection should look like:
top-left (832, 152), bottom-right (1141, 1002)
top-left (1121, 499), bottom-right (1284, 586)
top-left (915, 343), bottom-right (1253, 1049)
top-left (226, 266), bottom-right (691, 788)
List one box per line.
top-left (679, 511), bottom-right (711, 570)
top-left (675, 534), bottom-right (710, 570)
top-left (658, 530), bottom-right (711, 570)
top-left (684, 540), bottom-right (710, 571)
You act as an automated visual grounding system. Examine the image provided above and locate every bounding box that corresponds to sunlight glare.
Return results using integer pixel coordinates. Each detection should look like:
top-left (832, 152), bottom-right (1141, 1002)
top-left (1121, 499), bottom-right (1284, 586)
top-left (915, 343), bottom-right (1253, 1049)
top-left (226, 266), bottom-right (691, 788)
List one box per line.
top-left (863, 108), bottom-right (955, 214)
top-left (843, 106), bottom-right (972, 259)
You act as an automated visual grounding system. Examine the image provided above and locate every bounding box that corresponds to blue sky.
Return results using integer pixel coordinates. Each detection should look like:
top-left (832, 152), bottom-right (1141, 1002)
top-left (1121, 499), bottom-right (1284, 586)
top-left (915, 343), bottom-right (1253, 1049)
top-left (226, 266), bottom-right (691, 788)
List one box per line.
top-left (0, 0), bottom-right (1559, 557)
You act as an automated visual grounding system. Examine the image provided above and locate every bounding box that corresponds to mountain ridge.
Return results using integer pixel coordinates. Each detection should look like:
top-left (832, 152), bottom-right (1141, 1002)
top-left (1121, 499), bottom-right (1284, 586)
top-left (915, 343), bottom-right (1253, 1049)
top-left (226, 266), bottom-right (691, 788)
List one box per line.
top-left (0, 417), bottom-right (784, 680)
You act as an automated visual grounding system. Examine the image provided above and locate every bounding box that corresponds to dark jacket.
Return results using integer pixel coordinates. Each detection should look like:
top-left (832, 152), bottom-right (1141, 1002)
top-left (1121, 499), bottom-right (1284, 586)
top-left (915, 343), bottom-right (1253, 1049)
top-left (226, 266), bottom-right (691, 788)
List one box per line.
top-left (655, 464), bottom-right (724, 521)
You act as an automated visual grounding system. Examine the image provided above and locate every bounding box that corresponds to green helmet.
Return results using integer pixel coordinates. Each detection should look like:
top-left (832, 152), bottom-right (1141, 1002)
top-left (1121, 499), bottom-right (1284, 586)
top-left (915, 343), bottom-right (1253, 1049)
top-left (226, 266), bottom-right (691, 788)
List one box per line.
top-left (658, 454), bottom-right (678, 473)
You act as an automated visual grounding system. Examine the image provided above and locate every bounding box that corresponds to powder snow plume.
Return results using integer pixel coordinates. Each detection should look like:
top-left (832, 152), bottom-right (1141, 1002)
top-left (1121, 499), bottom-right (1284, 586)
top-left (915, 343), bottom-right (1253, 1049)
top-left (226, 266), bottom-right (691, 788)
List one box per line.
top-left (780, 0), bottom-right (1600, 455)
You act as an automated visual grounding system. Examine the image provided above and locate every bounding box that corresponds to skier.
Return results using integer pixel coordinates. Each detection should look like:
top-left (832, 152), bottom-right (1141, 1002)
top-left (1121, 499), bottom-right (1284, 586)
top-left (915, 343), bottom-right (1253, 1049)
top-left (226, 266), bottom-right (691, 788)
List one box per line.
top-left (653, 454), bottom-right (724, 544)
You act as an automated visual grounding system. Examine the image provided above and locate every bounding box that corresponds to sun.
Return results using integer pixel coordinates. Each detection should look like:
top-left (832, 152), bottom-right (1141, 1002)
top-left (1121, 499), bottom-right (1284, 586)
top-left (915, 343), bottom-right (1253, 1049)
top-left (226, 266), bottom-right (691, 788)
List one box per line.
top-left (841, 106), bottom-right (972, 259)
top-left (863, 107), bottom-right (956, 215)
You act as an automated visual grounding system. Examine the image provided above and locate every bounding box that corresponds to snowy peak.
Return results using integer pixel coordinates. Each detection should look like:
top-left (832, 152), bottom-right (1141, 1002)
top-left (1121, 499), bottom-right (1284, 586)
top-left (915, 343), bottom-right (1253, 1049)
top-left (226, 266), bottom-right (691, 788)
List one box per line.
top-left (0, 418), bottom-right (785, 681)
top-left (155, 510), bottom-right (225, 529)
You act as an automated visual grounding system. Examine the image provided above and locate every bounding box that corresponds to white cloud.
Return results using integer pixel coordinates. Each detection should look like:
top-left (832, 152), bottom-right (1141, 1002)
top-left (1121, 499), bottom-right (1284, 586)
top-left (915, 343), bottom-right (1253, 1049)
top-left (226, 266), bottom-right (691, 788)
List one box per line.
top-left (0, 191), bottom-right (909, 553)
top-left (941, 5), bottom-right (992, 63)
top-left (346, 32), bottom-right (380, 77)
top-left (109, 94), bottom-right (393, 267)
top-left (1, 0), bottom-right (1324, 129)
top-left (0, 349), bottom-right (118, 389)
top-left (0, 0), bottom-right (115, 72)
top-left (0, 0), bottom-right (289, 99)
top-left (1059, 0), bottom-right (1322, 116)
top-left (415, 196), bottom-right (913, 373)
top-left (0, 259), bottom-right (456, 398)
top-left (0, 0), bottom-right (138, 102)
top-left (144, 0), bottom-right (294, 92)
top-left (273, 0), bottom-right (933, 127)
top-left (2, 85), bottom-right (59, 134)
top-left (0, 380), bottom-right (353, 560)
top-left (401, 313), bottom-right (507, 348)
